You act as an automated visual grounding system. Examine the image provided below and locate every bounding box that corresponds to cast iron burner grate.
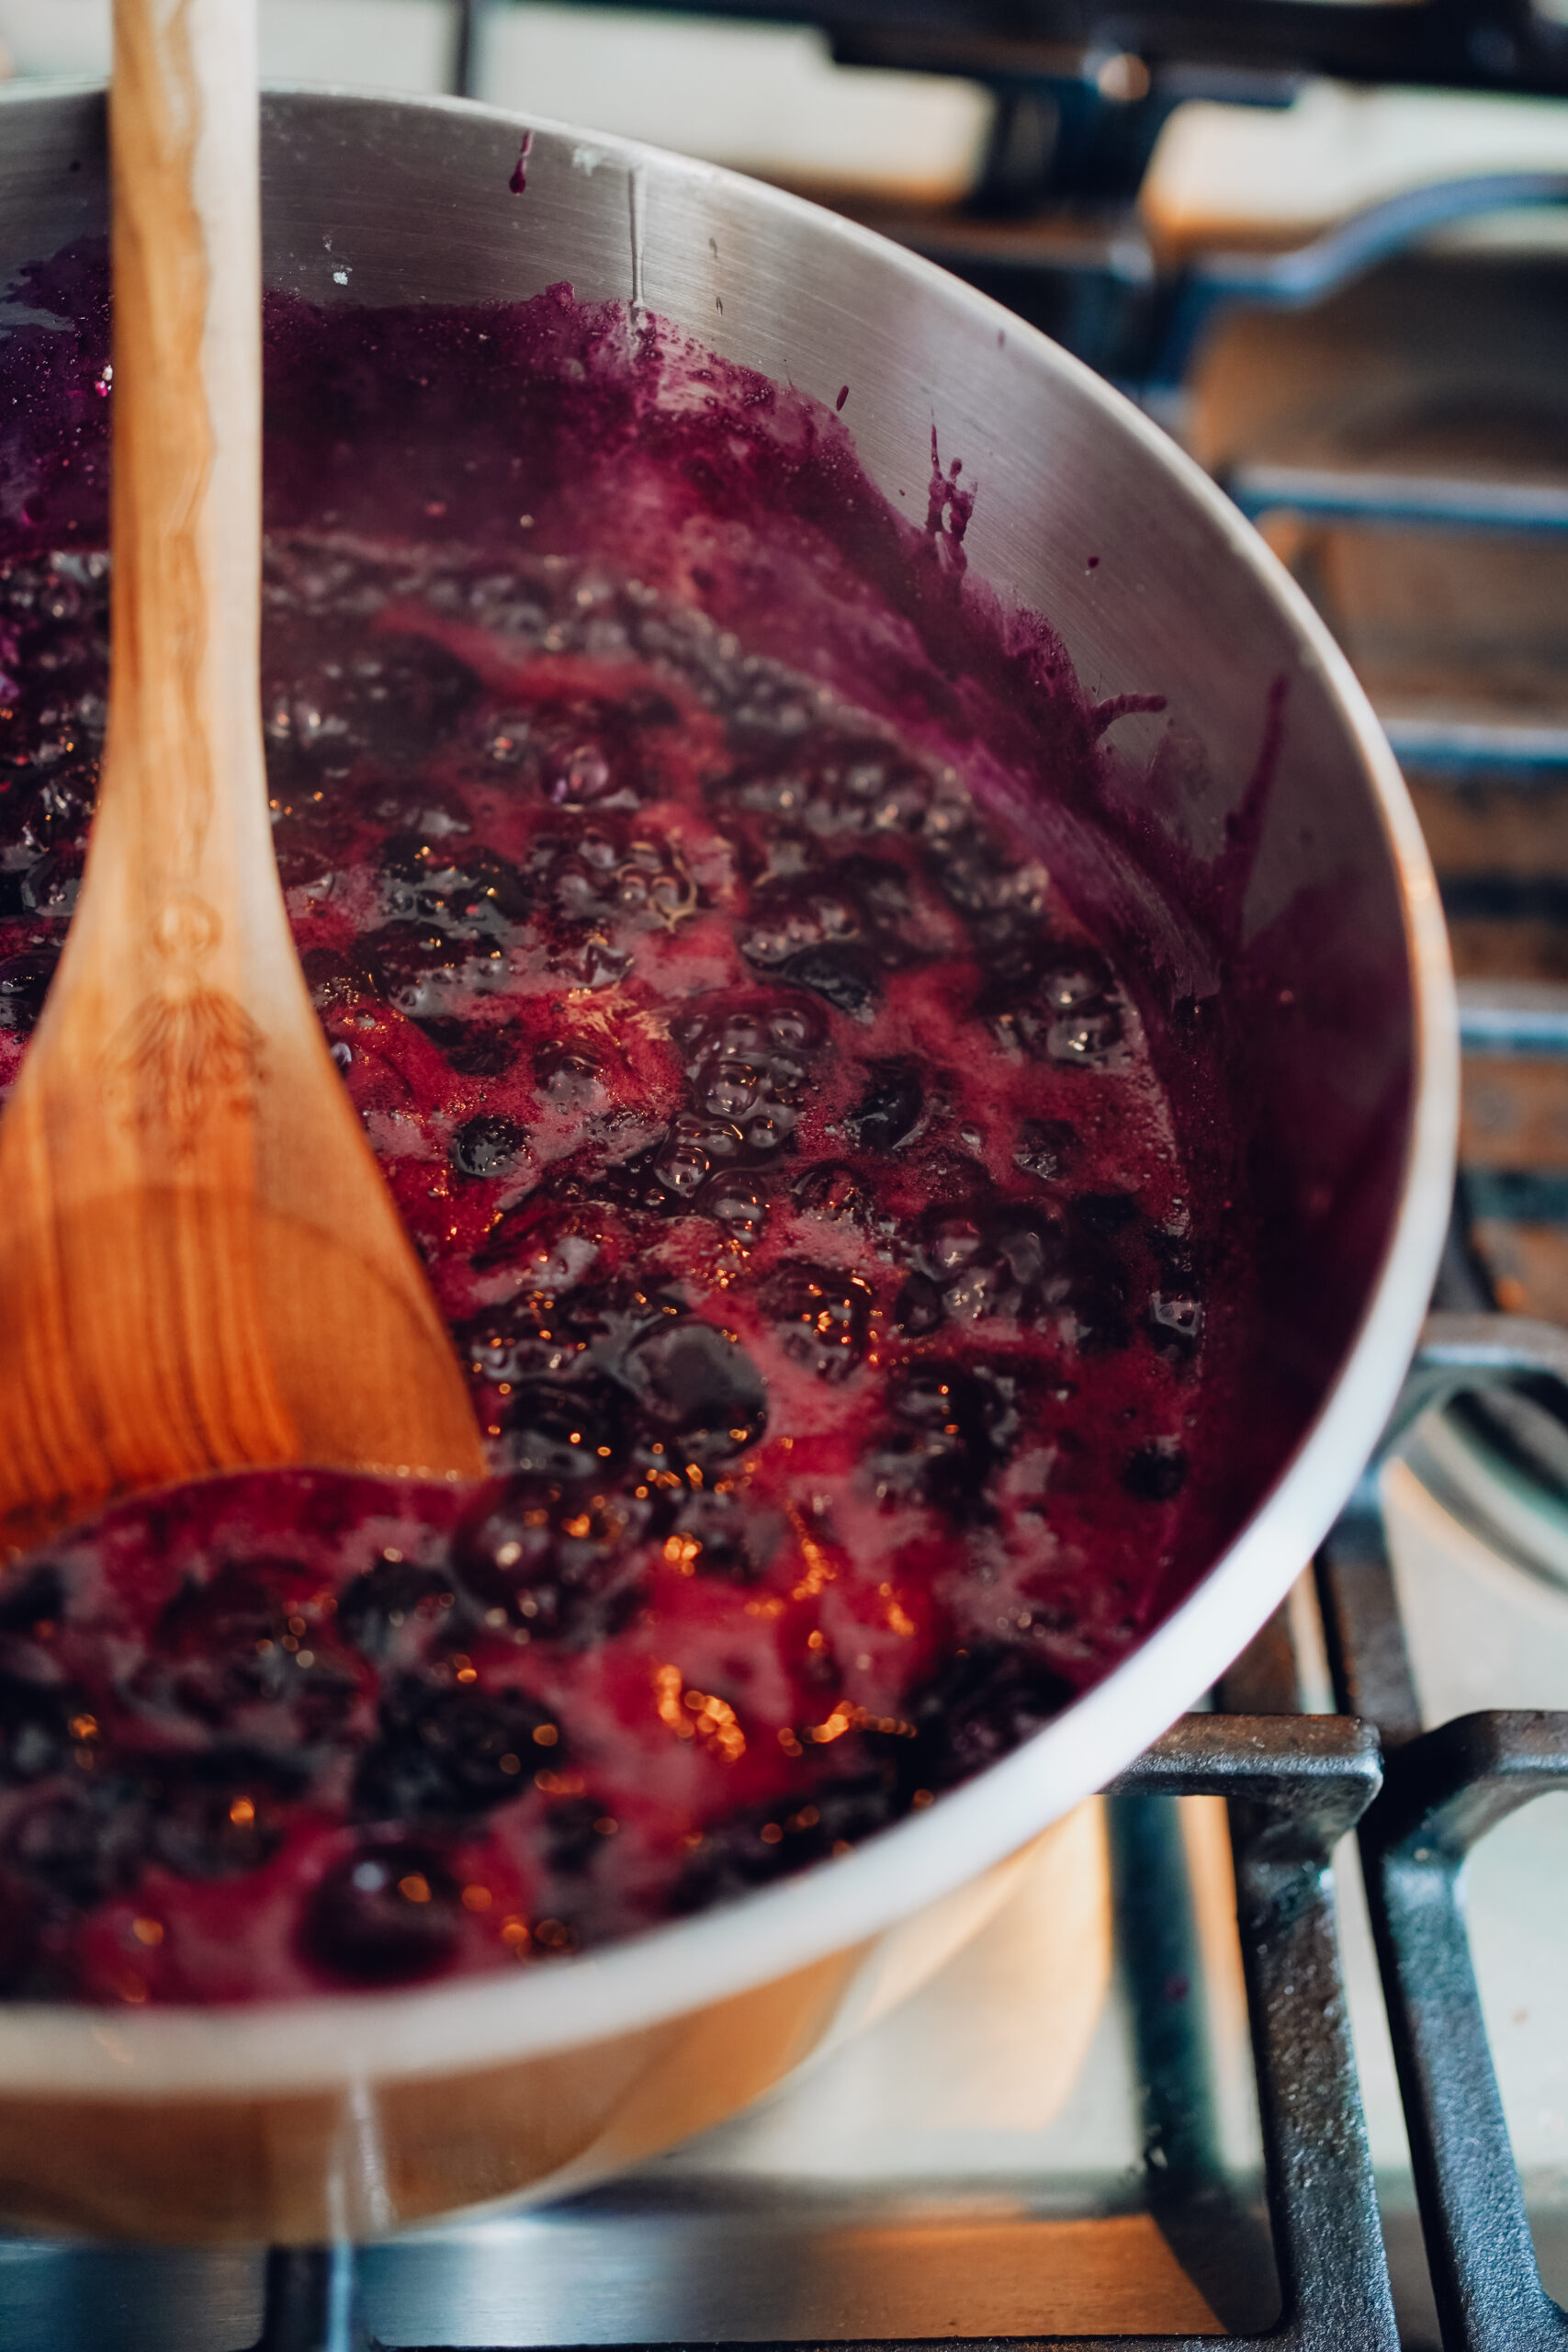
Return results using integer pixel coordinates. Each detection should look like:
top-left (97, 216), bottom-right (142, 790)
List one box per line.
top-left (216, 1317), bottom-right (1568, 2352)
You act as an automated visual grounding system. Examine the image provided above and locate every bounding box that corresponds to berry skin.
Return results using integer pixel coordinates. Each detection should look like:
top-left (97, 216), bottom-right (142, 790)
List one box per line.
top-left (353, 1673), bottom-right (554, 1821)
top-left (456, 1480), bottom-right (649, 1646)
top-left (337, 1559), bottom-right (462, 1663)
top-left (1122, 1441), bottom-right (1188, 1502)
top-left (0, 1673), bottom-right (85, 1785)
top-left (450, 1114), bottom-right (527, 1180)
top-left (844, 1060), bottom-right (923, 1151)
top-left (622, 1319), bottom-right (767, 1465)
top-left (301, 1840), bottom-right (462, 1985)
top-left (5, 1774), bottom-right (152, 1910)
top-left (761, 1261), bottom-right (874, 1382)
top-left (147, 1751), bottom-right (303, 1881)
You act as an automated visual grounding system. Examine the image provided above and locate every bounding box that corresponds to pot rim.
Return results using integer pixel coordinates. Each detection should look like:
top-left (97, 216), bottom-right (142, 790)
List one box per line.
top-left (0, 82), bottom-right (1458, 2099)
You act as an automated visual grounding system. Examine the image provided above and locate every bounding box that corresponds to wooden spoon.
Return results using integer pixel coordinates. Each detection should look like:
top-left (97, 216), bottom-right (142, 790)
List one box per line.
top-left (0, 0), bottom-right (486, 1551)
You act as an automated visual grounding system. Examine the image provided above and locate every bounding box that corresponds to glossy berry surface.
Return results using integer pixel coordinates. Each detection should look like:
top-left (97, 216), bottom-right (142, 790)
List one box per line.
top-left (0, 273), bottom-right (1234, 2006)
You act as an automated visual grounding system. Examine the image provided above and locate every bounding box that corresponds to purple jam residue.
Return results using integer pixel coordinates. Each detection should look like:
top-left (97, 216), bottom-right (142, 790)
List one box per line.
top-left (510, 130), bottom-right (534, 197)
top-left (0, 241), bottom-right (1298, 2005)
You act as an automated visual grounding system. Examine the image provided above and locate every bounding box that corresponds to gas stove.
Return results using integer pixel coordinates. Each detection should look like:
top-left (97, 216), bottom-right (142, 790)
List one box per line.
top-left (3, 4), bottom-right (1568, 2346)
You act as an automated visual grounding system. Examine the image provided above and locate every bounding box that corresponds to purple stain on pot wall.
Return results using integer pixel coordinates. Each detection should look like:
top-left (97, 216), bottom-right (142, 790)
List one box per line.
top-left (509, 130), bottom-right (533, 196)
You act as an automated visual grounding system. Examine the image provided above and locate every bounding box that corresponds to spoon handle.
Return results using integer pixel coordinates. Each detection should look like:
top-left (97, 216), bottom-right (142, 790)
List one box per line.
top-left (0, 0), bottom-right (485, 1544)
top-left (104, 0), bottom-right (279, 979)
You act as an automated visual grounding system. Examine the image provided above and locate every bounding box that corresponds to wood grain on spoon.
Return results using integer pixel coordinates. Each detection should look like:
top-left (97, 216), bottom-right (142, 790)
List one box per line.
top-left (0, 0), bottom-right (486, 1550)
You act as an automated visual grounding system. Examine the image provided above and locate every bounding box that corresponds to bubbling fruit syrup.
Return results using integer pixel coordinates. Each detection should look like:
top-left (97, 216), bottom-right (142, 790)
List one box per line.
top-left (0, 260), bottom-right (1255, 2005)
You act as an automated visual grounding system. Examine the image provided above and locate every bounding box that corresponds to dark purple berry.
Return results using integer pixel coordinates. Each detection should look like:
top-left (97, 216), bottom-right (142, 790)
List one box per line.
top-left (491, 1378), bottom-right (626, 1482)
top-left (457, 1479), bottom-right (649, 1646)
top-left (761, 1261), bottom-right (873, 1382)
top-left (414, 1016), bottom-right (519, 1077)
top-left (0, 1673), bottom-right (82, 1784)
top-left (874, 1362), bottom-right (1023, 1515)
top-left (357, 921), bottom-right (511, 1016)
top-left (6, 1774), bottom-right (152, 1909)
top-left (671, 1766), bottom-right (902, 1913)
top-left (1122, 1441), bottom-right (1188, 1502)
top-left (0, 950), bottom-right (58, 1034)
top-left (449, 1114), bottom-right (526, 1181)
top-left (908, 1641), bottom-right (1074, 1787)
top-left (0, 1565), bottom-right (62, 1635)
top-left (378, 835), bottom-right (529, 941)
top-left (299, 943), bottom-right (379, 1011)
top-left (779, 944), bottom-right (876, 1017)
top-left (1013, 1119), bottom-right (1077, 1182)
top-left (792, 1161), bottom-right (879, 1227)
top-left (844, 1059), bottom-right (923, 1151)
top-left (338, 1559), bottom-right (460, 1662)
top-left (355, 1674), bottom-right (553, 1821)
top-left (138, 1564), bottom-right (358, 1743)
top-left (264, 631), bottom-right (479, 777)
top-left (301, 1840), bottom-right (461, 1985)
top-left (148, 1752), bottom-right (302, 1881)
top-left (622, 1319), bottom-right (767, 1464)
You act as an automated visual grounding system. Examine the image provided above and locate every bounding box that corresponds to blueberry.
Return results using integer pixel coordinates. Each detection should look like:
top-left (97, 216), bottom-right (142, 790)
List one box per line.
top-left (0, 1672), bottom-right (82, 1784)
top-left (535, 1042), bottom-right (603, 1100)
top-left (357, 922), bottom-right (512, 1016)
top-left (622, 1319), bottom-right (767, 1464)
top-left (457, 1479), bottom-right (649, 1647)
top-left (761, 1261), bottom-right (873, 1382)
top-left (491, 1378), bottom-right (626, 1482)
top-left (907, 1641), bottom-right (1074, 1788)
top-left (1122, 1441), bottom-right (1188, 1502)
top-left (299, 944), bottom-right (378, 1011)
top-left (148, 1751), bottom-right (303, 1881)
top-left (792, 1161), bottom-right (879, 1227)
top-left (378, 836), bottom-right (529, 940)
top-left (845, 1060), bottom-right (923, 1151)
top-left (140, 1564), bottom-right (358, 1743)
top-left (779, 944), bottom-right (876, 1017)
top-left (545, 1794), bottom-right (610, 1876)
top-left (301, 1840), bottom-right (461, 1985)
top-left (0, 1565), bottom-right (62, 1634)
top-left (663, 1488), bottom-right (774, 1583)
top-left (1076, 1192), bottom-right (1138, 1238)
top-left (698, 1172), bottom-right (769, 1241)
top-left (358, 781), bottom-right (472, 838)
top-left (874, 1362), bottom-right (1023, 1515)
top-left (0, 949), bottom-right (58, 1035)
top-left (1148, 1293), bottom-right (1203, 1360)
top-left (6, 1773), bottom-right (152, 1908)
top-left (671, 1767), bottom-right (903, 1912)
top-left (263, 631), bottom-right (479, 777)
top-left (354, 1673), bottom-right (553, 1820)
top-left (891, 1272), bottom-right (944, 1337)
top-left (338, 1559), bottom-right (460, 1662)
top-left (414, 1017), bottom-right (519, 1078)
top-left (450, 1114), bottom-right (527, 1181)
top-left (15, 848), bottom-right (79, 918)
top-left (1013, 1119), bottom-right (1077, 1182)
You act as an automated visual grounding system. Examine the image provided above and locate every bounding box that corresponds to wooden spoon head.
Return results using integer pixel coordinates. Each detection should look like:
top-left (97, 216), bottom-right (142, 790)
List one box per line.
top-left (0, 1179), bottom-right (486, 1556)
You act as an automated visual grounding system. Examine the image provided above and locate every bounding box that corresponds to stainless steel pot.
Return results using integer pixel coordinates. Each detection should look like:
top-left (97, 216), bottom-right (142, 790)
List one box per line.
top-left (0, 81), bottom-right (1455, 2241)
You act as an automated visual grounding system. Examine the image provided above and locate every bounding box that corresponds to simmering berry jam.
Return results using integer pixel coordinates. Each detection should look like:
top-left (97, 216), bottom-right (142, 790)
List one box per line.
top-left (0, 256), bottom-right (1258, 2004)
